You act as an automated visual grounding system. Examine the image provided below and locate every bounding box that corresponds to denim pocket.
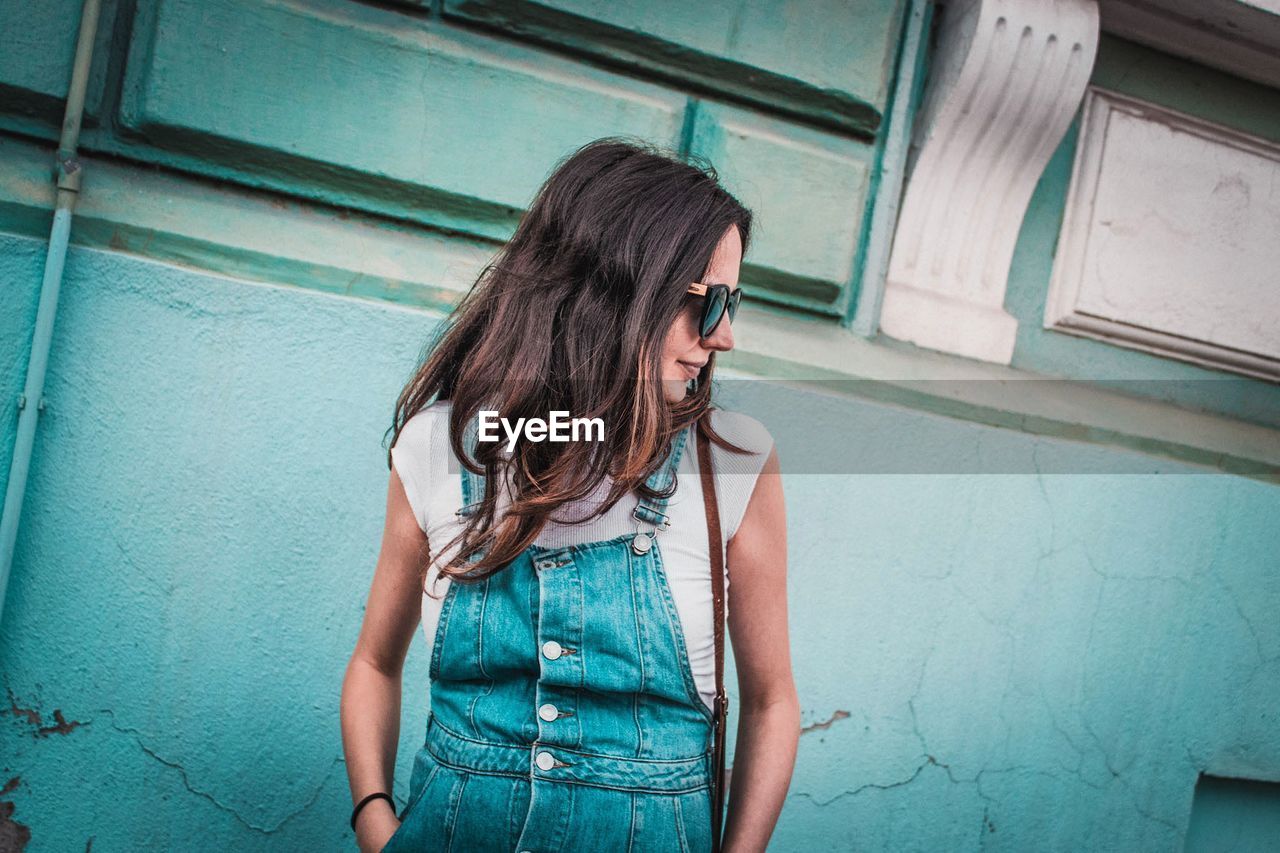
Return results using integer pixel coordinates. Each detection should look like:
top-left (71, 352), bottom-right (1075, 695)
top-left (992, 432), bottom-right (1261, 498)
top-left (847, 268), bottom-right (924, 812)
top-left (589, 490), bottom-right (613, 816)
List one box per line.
top-left (380, 749), bottom-right (440, 853)
top-left (673, 787), bottom-right (713, 853)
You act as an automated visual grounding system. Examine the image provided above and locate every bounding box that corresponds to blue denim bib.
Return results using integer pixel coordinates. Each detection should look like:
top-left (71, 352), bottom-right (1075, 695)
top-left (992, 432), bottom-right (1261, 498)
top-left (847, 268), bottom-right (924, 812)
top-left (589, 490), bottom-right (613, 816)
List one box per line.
top-left (382, 423), bottom-right (714, 852)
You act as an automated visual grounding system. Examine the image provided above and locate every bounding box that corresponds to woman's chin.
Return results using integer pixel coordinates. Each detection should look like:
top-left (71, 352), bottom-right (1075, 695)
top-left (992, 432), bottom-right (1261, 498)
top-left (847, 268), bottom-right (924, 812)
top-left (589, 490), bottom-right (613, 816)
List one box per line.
top-left (661, 377), bottom-right (690, 402)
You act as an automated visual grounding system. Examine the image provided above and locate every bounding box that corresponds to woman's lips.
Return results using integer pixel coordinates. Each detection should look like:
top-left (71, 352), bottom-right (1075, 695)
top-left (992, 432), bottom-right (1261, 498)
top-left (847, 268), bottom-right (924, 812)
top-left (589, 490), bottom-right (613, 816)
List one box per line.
top-left (677, 361), bottom-right (704, 380)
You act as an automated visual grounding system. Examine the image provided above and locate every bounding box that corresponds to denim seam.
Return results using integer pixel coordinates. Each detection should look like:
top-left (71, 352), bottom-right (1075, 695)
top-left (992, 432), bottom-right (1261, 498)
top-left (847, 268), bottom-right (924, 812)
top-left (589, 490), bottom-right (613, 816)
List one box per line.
top-left (505, 771), bottom-right (521, 850)
top-left (544, 777), bottom-right (712, 796)
top-left (627, 790), bottom-right (637, 853)
top-left (467, 577), bottom-right (496, 734)
top-left (650, 542), bottom-right (717, 726)
top-left (443, 771), bottom-right (467, 853)
top-left (674, 794), bottom-right (691, 853)
top-left (630, 546), bottom-right (647, 758)
top-left (428, 581), bottom-right (460, 684)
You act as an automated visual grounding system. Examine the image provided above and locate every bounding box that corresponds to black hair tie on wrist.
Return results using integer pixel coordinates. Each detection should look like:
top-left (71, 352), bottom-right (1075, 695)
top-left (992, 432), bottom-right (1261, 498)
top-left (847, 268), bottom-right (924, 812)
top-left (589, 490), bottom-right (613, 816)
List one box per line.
top-left (351, 791), bottom-right (395, 832)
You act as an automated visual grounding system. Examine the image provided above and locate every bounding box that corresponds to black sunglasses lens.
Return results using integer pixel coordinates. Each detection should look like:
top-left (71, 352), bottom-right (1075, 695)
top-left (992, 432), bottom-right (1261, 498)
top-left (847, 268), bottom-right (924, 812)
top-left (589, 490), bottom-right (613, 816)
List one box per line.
top-left (727, 288), bottom-right (741, 321)
top-left (702, 287), bottom-right (728, 338)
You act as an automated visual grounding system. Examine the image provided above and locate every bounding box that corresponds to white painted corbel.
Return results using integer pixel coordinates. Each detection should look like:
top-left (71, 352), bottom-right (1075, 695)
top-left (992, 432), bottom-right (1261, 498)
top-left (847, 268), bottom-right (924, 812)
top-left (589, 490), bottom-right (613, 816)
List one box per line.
top-left (879, 0), bottom-right (1100, 364)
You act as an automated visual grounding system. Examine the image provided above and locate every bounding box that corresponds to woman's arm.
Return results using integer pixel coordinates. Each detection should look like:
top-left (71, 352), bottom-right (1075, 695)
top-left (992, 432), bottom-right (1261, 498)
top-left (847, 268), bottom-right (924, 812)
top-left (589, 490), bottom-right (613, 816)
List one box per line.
top-left (721, 445), bottom-right (799, 852)
top-left (340, 466), bottom-right (429, 852)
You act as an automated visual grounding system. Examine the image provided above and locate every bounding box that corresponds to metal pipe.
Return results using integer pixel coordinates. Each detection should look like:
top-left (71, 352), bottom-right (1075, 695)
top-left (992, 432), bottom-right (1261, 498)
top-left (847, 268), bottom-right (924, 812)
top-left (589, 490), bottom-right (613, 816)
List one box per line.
top-left (0, 0), bottom-right (103, 627)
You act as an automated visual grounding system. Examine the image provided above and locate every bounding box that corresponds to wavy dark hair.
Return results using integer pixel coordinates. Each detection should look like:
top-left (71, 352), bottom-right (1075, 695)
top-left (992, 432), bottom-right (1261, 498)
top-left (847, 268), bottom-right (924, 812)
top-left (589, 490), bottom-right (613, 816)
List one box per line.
top-left (387, 136), bottom-right (754, 588)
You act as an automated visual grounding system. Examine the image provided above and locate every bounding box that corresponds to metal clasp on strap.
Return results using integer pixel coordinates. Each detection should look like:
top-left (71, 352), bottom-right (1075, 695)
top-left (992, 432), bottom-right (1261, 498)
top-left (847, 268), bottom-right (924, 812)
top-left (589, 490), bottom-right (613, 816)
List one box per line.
top-left (631, 503), bottom-right (671, 554)
top-left (631, 503), bottom-right (671, 530)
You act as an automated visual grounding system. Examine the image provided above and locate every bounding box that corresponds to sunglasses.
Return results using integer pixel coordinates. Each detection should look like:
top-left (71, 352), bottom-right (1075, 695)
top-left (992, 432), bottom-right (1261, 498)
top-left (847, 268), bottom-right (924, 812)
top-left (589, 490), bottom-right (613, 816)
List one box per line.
top-left (685, 282), bottom-right (743, 339)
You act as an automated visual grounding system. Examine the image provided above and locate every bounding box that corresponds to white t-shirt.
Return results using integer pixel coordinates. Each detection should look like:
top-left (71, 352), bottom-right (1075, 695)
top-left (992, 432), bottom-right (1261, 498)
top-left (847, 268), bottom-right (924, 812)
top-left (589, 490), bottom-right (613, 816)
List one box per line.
top-left (389, 400), bottom-right (774, 711)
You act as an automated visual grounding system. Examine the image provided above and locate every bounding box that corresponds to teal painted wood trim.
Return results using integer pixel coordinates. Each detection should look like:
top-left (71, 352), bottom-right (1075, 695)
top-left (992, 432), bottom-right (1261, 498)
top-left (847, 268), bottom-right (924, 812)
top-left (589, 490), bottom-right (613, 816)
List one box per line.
top-left (1002, 34), bottom-right (1280, 429)
top-left (687, 100), bottom-right (876, 316)
top-left (0, 134), bottom-right (485, 317)
top-left (847, 0), bottom-right (933, 334)
top-left (441, 0), bottom-right (909, 139)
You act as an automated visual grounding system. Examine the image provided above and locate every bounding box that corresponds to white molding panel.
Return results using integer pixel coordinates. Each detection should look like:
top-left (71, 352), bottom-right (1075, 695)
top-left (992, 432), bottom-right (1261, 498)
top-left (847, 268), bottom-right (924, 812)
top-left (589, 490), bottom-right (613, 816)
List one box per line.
top-left (1045, 87), bottom-right (1280, 382)
top-left (881, 0), bottom-right (1100, 365)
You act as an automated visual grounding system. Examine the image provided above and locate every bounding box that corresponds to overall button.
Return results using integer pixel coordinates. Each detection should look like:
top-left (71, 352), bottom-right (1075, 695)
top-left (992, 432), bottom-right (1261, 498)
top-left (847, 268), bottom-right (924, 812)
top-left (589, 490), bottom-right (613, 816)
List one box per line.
top-left (541, 640), bottom-right (562, 660)
top-left (535, 751), bottom-right (556, 771)
top-left (538, 703), bottom-right (558, 722)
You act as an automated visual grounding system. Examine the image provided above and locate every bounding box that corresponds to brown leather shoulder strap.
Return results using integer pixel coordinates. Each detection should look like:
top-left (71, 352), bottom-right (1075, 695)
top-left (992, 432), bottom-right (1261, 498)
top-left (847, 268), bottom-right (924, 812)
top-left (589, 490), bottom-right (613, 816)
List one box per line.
top-left (696, 417), bottom-right (726, 708)
top-left (696, 414), bottom-right (728, 852)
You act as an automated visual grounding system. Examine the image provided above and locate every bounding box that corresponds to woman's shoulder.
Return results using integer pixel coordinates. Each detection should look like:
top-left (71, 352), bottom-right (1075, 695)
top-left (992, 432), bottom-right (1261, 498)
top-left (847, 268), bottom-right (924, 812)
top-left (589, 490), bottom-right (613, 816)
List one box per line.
top-left (391, 399), bottom-right (457, 536)
top-left (396, 399), bottom-right (453, 445)
top-left (706, 408), bottom-right (774, 462)
top-left (701, 408), bottom-right (774, 541)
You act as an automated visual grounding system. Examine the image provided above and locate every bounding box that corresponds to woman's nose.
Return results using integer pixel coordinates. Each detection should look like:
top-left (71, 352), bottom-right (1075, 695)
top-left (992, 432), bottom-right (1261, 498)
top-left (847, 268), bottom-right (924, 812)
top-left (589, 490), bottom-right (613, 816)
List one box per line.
top-left (704, 313), bottom-right (735, 352)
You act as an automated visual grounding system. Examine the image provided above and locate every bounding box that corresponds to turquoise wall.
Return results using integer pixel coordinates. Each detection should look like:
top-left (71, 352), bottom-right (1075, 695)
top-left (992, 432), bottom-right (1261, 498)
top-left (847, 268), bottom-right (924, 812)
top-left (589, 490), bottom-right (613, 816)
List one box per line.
top-left (3, 230), bottom-right (1277, 850)
top-left (3, 1), bottom-right (1279, 851)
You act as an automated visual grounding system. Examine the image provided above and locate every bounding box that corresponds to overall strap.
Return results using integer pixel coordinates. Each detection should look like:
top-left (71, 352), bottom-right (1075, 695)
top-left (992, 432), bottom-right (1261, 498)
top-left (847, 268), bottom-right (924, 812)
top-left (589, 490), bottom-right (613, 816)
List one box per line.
top-left (456, 417), bottom-right (485, 519)
top-left (696, 414), bottom-right (728, 853)
top-left (631, 423), bottom-right (690, 530)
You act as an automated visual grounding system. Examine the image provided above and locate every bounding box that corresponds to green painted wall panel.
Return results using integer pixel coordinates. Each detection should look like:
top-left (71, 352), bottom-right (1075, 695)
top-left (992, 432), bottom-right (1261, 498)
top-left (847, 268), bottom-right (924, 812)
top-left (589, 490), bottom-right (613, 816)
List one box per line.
top-left (689, 100), bottom-right (874, 314)
top-left (118, 0), bottom-right (686, 240)
top-left (0, 0), bottom-right (117, 123)
top-left (442, 0), bottom-right (908, 136)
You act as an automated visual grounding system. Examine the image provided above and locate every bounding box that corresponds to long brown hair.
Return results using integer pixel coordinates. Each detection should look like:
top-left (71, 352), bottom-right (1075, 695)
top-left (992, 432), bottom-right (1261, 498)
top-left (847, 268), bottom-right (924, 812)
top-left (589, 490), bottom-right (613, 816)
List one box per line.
top-left (387, 137), bottom-right (754, 586)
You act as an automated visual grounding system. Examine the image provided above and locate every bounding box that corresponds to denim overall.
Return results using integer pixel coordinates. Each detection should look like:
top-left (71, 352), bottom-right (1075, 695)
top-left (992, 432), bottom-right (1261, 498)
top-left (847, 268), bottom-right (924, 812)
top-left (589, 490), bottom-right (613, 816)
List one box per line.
top-left (382, 424), bottom-right (715, 852)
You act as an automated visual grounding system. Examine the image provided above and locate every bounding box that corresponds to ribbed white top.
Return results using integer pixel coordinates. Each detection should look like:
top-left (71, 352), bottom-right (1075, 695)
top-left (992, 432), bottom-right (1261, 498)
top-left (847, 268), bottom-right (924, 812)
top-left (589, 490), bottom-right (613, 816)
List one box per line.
top-left (390, 399), bottom-right (774, 710)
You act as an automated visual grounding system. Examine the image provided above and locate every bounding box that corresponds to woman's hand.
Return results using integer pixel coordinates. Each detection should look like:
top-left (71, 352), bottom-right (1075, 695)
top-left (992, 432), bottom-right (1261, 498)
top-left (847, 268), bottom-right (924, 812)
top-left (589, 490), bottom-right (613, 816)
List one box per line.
top-left (354, 799), bottom-right (401, 852)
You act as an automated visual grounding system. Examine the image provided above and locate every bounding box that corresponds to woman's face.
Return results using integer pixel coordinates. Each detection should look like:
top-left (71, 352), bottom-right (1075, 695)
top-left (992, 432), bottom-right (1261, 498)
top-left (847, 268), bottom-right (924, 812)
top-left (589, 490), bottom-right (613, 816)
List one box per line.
top-left (660, 225), bottom-right (742, 402)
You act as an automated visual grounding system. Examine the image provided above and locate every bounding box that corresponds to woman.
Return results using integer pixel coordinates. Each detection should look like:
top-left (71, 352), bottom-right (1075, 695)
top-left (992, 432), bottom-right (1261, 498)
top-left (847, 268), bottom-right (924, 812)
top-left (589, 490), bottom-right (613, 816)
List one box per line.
top-left (341, 137), bottom-right (798, 852)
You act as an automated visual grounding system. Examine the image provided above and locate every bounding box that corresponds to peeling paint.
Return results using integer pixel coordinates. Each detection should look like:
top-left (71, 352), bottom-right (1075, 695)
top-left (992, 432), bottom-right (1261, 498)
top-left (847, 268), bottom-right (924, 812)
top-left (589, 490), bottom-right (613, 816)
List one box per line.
top-left (3, 685), bottom-right (85, 738)
top-left (800, 709), bottom-right (851, 735)
top-left (0, 777), bottom-right (31, 853)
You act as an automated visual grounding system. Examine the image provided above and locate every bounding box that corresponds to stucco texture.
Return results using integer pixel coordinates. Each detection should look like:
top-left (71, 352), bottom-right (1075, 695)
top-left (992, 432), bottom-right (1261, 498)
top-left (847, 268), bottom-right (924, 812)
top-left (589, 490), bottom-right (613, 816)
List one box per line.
top-left (2, 235), bottom-right (1278, 850)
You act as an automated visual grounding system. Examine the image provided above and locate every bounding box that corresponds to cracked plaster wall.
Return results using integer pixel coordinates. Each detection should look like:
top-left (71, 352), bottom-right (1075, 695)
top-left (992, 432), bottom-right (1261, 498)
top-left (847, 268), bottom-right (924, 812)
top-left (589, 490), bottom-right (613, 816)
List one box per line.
top-left (1, 234), bottom-right (1278, 851)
